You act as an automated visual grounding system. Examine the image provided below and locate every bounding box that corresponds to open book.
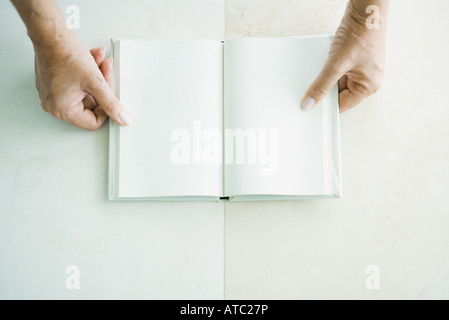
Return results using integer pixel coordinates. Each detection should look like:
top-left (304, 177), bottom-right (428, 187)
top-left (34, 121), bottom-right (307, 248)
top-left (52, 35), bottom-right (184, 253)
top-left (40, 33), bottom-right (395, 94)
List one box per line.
top-left (109, 35), bottom-right (342, 201)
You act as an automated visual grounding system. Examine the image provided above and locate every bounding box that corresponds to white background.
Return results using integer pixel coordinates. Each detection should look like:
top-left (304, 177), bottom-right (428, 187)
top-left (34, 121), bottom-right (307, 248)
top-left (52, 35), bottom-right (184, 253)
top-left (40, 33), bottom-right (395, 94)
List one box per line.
top-left (1, 0), bottom-right (449, 299)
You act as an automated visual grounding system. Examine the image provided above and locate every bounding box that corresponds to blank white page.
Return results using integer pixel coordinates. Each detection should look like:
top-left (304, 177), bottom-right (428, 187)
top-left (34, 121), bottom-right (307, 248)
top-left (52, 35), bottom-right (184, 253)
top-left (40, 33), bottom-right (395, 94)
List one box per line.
top-left (224, 36), bottom-right (337, 197)
top-left (115, 40), bottom-right (223, 198)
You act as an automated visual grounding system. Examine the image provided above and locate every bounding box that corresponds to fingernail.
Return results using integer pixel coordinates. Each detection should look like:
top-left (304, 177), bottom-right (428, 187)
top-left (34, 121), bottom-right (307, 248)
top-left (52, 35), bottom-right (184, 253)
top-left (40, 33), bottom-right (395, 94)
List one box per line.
top-left (119, 111), bottom-right (132, 126)
top-left (301, 96), bottom-right (316, 111)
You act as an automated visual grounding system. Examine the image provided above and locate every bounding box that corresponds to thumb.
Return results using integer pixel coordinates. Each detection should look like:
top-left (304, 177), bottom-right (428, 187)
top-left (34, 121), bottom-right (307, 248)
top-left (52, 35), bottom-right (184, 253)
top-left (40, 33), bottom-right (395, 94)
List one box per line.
top-left (87, 76), bottom-right (132, 126)
top-left (301, 61), bottom-right (345, 111)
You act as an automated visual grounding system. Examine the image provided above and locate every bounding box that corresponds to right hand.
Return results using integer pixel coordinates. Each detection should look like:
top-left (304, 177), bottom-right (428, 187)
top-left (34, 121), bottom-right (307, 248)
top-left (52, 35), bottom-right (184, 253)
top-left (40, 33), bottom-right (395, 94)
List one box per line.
top-left (301, 0), bottom-right (388, 112)
top-left (34, 34), bottom-right (132, 130)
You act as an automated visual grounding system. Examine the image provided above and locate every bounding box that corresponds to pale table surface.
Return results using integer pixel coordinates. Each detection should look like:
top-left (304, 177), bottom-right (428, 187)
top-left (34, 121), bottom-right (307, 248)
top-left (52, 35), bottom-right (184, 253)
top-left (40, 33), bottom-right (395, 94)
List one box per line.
top-left (1, 0), bottom-right (449, 300)
top-left (225, 0), bottom-right (449, 299)
top-left (0, 0), bottom-right (225, 299)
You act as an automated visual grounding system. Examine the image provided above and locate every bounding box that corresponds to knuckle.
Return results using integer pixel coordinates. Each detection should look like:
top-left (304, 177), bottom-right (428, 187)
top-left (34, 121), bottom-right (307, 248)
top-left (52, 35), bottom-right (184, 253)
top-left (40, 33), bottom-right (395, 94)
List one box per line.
top-left (311, 82), bottom-right (329, 96)
top-left (49, 101), bottom-right (67, 121)
top-left (101, 98), bottom-right (118, 114)
top-left (40, 100), bottom-right (49, 113)
top-left (328, 63), bottom-right (347, 77)
top-left (367, 72), bottom-right (384, 94)
top-left (88, 123), bottom-right (102, 132)
top-left (52, 109), bottom-right (65, 121)
top-left (325, 56), bottom-right (349, 75)
top-left (50, 108), bottom-right (64, 120)
top-left (87, 74), bottom-right (106, 90)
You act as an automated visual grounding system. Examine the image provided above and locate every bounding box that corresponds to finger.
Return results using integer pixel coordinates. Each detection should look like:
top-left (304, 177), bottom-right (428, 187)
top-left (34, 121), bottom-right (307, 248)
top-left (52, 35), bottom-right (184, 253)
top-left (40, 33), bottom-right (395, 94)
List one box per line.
top-left (63, 101), bottom-right (109, 131)
top-left (301, 60), bottom-right (346, 111)
top-left (83, 58), bottom-right (112, 110)
top-left (100, 58), bottom-right (113, 87)
top-left (339, 78), bottom-right (370, 112)
top-left (93, 106), bottom-right (108, 125)
top-left (86, 75), bottom-right (132, 126)
top-left (90, 47), bottom-right (106, 66)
